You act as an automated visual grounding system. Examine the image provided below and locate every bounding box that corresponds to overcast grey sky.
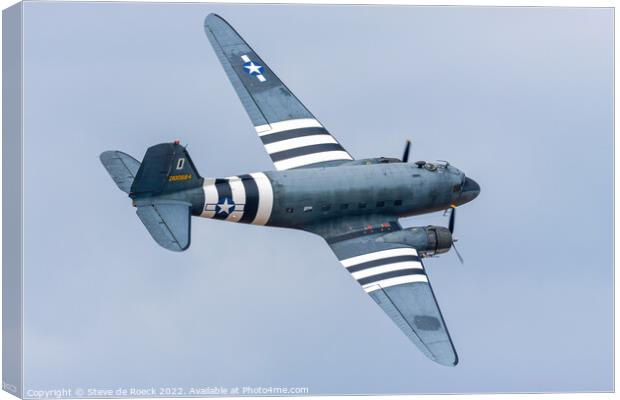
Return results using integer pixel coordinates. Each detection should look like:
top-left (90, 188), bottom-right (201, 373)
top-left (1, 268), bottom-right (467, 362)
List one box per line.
top-left (21, 2), bottom-right (612, 395)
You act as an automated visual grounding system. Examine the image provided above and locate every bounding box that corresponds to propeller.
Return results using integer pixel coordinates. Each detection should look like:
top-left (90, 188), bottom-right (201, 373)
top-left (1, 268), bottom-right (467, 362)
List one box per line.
top-left (452, 242), bottom-right (464, 265)
top-left (447, 206), bottom-right (464, 265)
top-left (448, 205), bottom-right (456, 233)
top-left (402, 140), bottom-right (411, 163)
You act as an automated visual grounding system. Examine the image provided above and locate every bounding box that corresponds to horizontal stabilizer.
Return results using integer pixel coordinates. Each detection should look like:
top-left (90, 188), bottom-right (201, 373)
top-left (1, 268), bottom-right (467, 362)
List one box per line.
top-left (136, 201), bottom-right (192, 252)
top-left (100, 151), bottom-right (141, 193)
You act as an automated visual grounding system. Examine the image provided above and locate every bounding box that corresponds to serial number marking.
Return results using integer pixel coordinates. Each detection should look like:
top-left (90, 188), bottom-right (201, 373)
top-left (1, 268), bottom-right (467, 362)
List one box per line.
top-left (169, 173), bottom-right (192, 182)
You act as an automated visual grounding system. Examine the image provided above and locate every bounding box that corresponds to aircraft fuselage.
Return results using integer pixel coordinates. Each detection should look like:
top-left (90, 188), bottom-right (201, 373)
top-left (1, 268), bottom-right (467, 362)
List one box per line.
top-left (153, 158), bottom-right (479, 235)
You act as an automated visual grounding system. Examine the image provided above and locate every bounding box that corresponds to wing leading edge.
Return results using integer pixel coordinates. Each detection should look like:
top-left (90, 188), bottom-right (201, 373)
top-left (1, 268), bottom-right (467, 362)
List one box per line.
top-left (204, 14), bottom-right (353, 170)
top-left (330, 237), bottom-right (459, 366)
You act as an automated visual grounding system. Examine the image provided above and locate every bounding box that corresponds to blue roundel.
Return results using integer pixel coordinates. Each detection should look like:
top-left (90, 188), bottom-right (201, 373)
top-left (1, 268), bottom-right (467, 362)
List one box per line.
top-left (243, 60), bottom-right (264, 76)
top-left (216, 197), bottom-right (236, 215)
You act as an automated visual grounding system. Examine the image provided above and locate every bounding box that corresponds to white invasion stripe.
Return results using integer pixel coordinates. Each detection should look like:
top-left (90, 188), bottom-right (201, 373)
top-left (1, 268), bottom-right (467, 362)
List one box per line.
top-left (273, 151), bottom-right (352, 170)
top-left (350, 261), bottom-right (423, 280)
top-left (255, 118), bottom-right (323, 136)
top-left (226, 176), bottom-right (246, 222)
top-left (255, 124), bottom-right (272, 133)
top-left (341, 248), bottom-right (418, 268)
top-left (250, 172), bottom-right (273, 225)
top-left (241, 55), bottom-right (250, 62)
top-left (264, 135), bottom-right (338, 154)
top-left (257, 75), bottom-right (266, 82)
top-left (201, 178), bottom-right (219, 218)
top-left (363, 274), bottom-right (428, 292)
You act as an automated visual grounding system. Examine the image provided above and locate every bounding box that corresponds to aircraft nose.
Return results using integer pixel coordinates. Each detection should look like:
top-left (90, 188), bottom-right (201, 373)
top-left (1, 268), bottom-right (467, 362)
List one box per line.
top-left (458, 177), bottom-right (480, 205)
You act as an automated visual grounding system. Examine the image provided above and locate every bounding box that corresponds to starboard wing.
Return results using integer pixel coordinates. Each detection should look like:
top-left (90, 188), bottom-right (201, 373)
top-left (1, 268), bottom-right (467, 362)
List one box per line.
top-left (328, 235), bottom-right (458, 366)
top-left (204, 14), bottom-right (353, 170)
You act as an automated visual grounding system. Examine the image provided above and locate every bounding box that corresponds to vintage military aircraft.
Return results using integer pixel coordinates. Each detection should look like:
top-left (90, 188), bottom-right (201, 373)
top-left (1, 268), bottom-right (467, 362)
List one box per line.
top-left (100, 14), bottom-right (480, 366)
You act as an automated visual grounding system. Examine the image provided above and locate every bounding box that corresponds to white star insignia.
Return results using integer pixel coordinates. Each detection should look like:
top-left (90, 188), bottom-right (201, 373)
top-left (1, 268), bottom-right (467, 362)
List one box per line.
top-left (217, 198), bottom-right (233, 215)
top-left (244, 61), bottom-right (263, 75)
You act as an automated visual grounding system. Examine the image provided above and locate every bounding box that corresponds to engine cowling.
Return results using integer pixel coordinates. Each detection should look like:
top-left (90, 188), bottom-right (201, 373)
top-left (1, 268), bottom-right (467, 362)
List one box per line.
top-left (376, 226), bottom-right (453, 257)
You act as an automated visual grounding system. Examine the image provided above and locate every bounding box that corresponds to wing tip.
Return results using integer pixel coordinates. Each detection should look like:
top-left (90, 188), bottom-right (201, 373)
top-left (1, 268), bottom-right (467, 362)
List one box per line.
top-left (438, 353), bottom-right (459, 367)
top-left (204, 13), bottom-right (226, 28)
top-left (430, 346), bottom-right (458, 367)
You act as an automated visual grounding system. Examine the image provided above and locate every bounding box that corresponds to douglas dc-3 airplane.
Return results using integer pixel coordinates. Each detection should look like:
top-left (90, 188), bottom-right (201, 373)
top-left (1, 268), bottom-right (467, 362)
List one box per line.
top-left (100, 14), bottom-right (480, 366)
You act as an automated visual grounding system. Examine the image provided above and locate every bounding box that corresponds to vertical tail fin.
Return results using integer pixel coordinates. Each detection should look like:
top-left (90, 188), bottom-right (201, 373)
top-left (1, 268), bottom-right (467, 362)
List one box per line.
top-left (130, 142), bottom-right (203, 197)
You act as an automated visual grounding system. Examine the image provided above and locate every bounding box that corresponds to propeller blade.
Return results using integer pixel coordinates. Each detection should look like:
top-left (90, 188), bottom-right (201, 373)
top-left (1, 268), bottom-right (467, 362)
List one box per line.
top-left (402, 140), bottom-right (411, 162)
top-left (448, 206), bottom-right (456, 233)
top-left (453, 242), bottom-right (465, 265)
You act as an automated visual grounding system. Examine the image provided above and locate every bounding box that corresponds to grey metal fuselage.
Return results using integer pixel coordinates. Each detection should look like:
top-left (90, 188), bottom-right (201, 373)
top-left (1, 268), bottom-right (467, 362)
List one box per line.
top-left (153, 157), bottom-right (476, 237)
top-left (266, 160), bottom-right (462, 228)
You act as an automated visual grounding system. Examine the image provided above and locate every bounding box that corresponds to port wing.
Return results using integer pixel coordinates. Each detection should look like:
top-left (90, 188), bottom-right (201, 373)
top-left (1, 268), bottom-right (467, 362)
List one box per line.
top-left (204, 14), bottom-right (353, 170)
top-left (328, 235), bottom-right (458, 366)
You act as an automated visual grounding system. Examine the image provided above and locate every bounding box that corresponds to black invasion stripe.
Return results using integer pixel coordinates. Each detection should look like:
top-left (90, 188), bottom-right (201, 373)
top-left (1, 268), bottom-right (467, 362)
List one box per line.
top-left (346, 255), bottom-right (421, 273)
top-left (260, 127), bottom-right (330, 145)
top-left (239, 174), bottom-right (259, 223)
top-left (213, 178), bottom-right (233, 220)
top-left (357, 268), bottom-right (425, 286)
top-left (270, 143), bottom-right (345, 162)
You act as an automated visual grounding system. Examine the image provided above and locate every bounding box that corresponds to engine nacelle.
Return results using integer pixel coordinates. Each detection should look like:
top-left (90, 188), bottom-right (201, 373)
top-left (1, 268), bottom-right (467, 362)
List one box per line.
top-left (377, 226), bottom-right (453, 257)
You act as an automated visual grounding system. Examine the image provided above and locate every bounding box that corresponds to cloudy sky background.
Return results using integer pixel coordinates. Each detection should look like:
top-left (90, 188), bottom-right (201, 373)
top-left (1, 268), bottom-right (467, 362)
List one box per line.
top-left (21, 3), bottom-right (612, 394)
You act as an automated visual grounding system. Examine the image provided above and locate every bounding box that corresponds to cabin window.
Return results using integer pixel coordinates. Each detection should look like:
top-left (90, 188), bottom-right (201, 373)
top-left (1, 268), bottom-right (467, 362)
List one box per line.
top-left (286, 208), bottom-right (295, 213)
top-left (321, 204), bottom-right (331, 211)
top-left (394, 200), bottom-right (402, 206)
top-left (340, 204), bottom-right (349, 210)
top-left (303, 206), bottom-right (313, 213)
top-left (376, 201), bottom-right (385, 208)
top-left (358, 202), bottom-right (367, 209)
